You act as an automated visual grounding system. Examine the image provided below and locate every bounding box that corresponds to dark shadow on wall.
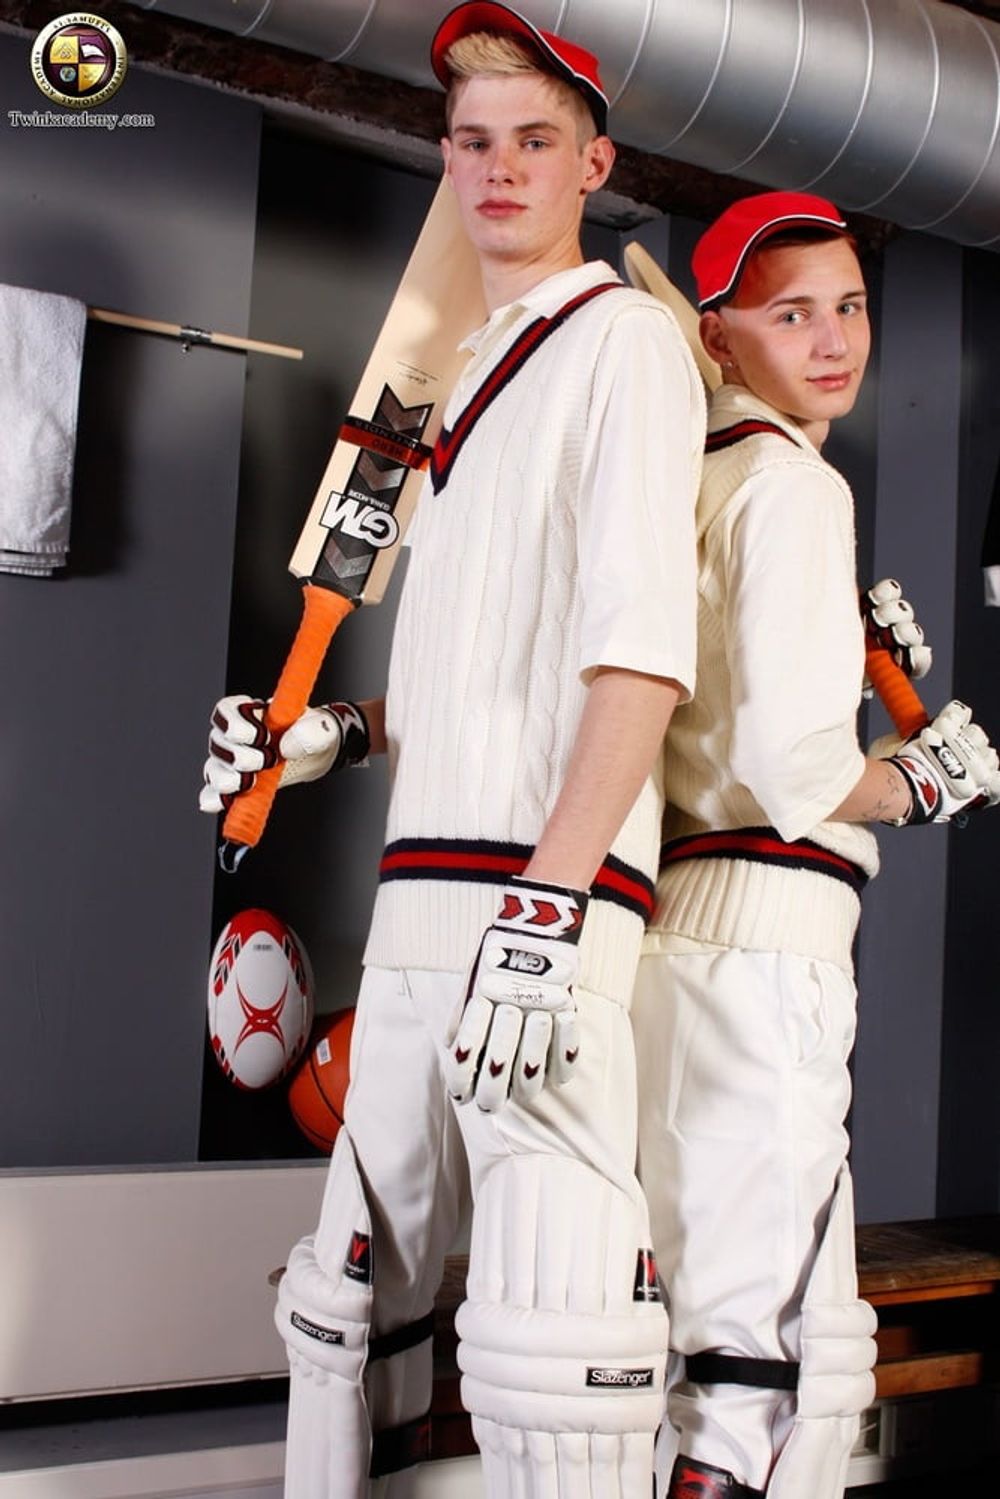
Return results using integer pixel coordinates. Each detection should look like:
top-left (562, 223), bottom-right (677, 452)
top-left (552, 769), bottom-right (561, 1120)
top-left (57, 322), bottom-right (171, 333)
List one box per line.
top-left (67, 322), bottom-right (138, 576)
top-left (937, 244), bottom-right (1000, 1217)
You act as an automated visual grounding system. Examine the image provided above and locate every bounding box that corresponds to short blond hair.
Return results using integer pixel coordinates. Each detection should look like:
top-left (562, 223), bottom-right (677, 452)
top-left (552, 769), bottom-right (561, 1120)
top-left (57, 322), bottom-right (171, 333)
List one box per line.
top-left (443, 31), bottom-right (596, 145)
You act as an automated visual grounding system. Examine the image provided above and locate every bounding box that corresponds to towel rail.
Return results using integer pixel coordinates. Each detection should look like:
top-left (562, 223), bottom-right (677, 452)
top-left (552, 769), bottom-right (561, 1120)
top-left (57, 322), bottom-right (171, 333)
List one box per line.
top-left (87, 306), bottom-right (303, 360)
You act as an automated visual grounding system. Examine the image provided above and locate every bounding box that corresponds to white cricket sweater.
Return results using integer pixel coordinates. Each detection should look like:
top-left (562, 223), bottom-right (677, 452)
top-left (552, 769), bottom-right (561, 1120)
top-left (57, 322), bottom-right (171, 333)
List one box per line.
top-left (364, 261), bottom-right (705, 1004)
top-left (645, 386), bottom-right (879, 974)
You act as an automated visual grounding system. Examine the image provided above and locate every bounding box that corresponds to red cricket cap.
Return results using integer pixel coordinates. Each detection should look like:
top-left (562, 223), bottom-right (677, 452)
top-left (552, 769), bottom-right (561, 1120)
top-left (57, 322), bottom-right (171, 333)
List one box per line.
top-left (693, 191), bottom-right (849, 310)
top-left (431, 2), bottom-right (609, 135)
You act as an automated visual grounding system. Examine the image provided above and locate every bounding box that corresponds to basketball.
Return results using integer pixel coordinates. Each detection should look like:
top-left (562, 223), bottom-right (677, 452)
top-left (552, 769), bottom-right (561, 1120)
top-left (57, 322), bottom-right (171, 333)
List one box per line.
top-left (288, 1007), bottom-right (356, 1152)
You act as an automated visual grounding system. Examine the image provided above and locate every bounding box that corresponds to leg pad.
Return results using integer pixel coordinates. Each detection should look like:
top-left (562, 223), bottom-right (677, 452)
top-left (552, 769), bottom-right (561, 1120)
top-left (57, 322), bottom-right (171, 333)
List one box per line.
top-left (458, 1153), bottom-right (669, 1498)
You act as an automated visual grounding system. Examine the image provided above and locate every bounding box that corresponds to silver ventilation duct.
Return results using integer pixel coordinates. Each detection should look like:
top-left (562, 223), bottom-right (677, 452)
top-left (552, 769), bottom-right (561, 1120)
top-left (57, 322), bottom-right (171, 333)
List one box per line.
top-left (131, 0), bottom-right (1000, 249)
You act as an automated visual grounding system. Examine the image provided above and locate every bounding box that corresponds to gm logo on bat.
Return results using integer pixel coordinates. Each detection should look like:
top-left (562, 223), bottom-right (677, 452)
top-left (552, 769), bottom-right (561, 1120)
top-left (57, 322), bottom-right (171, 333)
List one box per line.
top-left (321, 492), bottom-right (400, 550)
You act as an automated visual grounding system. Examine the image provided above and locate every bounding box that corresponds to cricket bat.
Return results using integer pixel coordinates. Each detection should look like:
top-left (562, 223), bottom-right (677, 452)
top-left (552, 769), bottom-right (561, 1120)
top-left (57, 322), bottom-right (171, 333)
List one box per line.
top-left (623, 238), bottom-right (928, 741)
top-left (623, 241), bottom-right (722, 393)
top-left (220, 178), bottom-right (485, 870)
top-left (863, 645), bottom-right (928, 738)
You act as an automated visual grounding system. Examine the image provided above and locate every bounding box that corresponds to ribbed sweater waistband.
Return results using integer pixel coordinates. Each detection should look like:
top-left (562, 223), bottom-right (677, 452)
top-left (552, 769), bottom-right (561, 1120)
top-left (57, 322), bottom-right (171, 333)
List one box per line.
top-left (646, 827), bottom-right (865, 973)
top-left (660, 827), bottom-right (869, 895)
top-left (365, 837), bottom-right (653, 1006)
top-left (379, 837), bottom-right (655, 922)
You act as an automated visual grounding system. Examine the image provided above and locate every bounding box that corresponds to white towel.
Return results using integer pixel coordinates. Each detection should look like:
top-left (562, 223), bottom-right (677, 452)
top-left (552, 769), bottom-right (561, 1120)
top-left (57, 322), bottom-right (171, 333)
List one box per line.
top-left (983, 455), bottom-right (1000, 607)
top-left (0, 283), bottom-right (87, 576)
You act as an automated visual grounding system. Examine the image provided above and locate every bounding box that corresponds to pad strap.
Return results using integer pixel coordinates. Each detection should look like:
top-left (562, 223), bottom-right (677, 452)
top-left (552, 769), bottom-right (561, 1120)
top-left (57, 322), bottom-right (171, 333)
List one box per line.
top-left (369, 1410), bottom-right (432, 1477)
top-left (368, 1309), bottom-right (435, 1363)
top-left (685, 1350), bottom-right (799, 1391)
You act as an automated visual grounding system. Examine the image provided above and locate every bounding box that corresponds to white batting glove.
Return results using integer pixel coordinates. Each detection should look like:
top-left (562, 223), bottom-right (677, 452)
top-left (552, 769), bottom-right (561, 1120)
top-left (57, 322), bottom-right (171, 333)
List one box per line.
top-left (199, 695), bottom-right (369, 813)
top-left (445, 876), bottom-right (589, 1113)
top-left (883, 700), bottom-right (1000, 825)
top-left (861, 579), bottom-right (933, 693)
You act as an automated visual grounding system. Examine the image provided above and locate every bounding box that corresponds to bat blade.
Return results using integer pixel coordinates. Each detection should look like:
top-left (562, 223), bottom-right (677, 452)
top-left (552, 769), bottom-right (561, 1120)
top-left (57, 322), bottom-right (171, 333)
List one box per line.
top-left (219, 178), bottom-right (485, 866)
top-left (289, 178), bottom-right (484, 603)
top-left (623, 241), bottom-right (721, 393)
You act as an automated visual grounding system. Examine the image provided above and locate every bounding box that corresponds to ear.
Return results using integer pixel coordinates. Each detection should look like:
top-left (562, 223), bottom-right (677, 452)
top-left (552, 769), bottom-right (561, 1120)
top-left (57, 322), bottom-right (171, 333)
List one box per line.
top-left (440, 136), bottom-right (454, 181)
top-left (699, 311), bottom-right (732, 365)
top-left (581, 134), bottom-right (615, 196)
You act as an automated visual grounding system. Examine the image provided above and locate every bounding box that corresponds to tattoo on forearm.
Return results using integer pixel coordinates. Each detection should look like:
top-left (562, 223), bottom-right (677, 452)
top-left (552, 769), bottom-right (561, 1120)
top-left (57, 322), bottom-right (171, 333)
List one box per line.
top-left (876, 761), bottom-right (911, 824)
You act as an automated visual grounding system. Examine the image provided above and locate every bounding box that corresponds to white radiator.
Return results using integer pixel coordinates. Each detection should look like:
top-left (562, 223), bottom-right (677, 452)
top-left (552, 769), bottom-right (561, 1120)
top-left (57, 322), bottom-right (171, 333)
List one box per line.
top-left (0, 1165), bottom-right (326, 1399)
top-left (0, 1450), bottom-right (485, 1499)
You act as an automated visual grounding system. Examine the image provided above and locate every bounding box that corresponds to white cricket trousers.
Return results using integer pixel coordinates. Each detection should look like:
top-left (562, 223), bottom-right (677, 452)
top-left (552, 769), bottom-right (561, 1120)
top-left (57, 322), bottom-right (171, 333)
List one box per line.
top-left (341, 963), bottom-right (658, 1494)
top-left (631, 945), bottom-right (860, 1493)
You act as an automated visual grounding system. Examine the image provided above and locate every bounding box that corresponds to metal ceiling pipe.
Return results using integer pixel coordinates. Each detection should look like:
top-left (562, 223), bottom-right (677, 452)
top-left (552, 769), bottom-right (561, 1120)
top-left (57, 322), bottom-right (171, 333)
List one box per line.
top-left (131, 0), bottom-right (1000, 248)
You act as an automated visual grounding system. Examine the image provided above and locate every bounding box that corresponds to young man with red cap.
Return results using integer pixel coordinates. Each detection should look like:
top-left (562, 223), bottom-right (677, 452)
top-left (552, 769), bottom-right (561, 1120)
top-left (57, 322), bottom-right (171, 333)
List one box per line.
top-left (202, 5), bottom-right (705, 1495)
top-left (630, 192), bottom-right (1000, 1499)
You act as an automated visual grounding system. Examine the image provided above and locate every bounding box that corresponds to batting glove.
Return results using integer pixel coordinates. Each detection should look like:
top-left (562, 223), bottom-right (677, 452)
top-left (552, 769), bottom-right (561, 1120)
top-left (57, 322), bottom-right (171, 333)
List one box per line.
top-left (861, 578), bottom-right (933, 690)
top-left (445, 876), bottom-right (588, 1113)
top-left (199, 695), bottom-right (370, 814)
top-left (882, 700), bottom-right (1000, 825)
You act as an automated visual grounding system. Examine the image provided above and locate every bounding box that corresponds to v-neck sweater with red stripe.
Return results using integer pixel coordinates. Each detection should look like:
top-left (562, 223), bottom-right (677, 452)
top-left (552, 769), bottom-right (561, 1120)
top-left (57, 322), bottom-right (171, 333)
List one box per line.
top-left (362, 261), bottom-right (705, 1004)
top-left (646, 386), bottom-right (878, 973)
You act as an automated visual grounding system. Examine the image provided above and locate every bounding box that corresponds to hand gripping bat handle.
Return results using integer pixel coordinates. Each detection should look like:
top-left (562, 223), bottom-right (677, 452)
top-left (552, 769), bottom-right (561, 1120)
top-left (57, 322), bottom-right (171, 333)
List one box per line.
top-left (865, 641), bottom-right (930, 739)
top-left (219, 583), bottom-right (356, 870)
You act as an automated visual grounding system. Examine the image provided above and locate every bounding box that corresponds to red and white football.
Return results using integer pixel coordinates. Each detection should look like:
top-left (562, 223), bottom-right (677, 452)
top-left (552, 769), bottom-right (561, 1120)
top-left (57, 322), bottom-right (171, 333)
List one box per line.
top-left (207, 909), bottom-right (313, 1090)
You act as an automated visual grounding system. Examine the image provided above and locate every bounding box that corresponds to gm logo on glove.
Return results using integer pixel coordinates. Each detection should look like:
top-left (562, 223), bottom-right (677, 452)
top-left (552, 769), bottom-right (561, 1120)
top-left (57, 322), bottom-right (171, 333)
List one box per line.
top-left (496, 946), bottom-right (553, 976)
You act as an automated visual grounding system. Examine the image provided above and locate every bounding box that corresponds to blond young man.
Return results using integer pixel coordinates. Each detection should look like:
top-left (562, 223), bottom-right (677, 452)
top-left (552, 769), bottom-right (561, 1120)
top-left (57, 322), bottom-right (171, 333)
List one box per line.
top-left (202, 5), bottom-right (705, 1495)
top-left (631, 193), bottom-right (1000, 1499)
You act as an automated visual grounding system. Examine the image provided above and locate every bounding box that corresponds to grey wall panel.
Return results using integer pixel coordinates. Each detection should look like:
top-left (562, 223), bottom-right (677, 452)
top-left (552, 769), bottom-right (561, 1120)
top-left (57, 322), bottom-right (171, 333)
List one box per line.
top-left (0, 38), bottom-right (261, 1167)
top-left (937, 247), bottom-right (1000, 1216)
top-left (852, 232), bottom-right (964, 1222)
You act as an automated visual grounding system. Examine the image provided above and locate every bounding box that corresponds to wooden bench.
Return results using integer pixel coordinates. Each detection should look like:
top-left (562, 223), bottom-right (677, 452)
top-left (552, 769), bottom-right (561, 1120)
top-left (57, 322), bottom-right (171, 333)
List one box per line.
top-left (429, 1216), bottom-right (1000, 1458)
top-left (857, 1216), bottom-right (1000, 1400)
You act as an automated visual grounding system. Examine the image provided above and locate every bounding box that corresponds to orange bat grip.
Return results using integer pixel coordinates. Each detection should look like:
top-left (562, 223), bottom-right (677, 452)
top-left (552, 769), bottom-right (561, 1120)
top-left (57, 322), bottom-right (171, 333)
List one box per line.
top-left (865, 642), bottom-right (929, 740)
top-left (221, 583), bottom-right (356, 854)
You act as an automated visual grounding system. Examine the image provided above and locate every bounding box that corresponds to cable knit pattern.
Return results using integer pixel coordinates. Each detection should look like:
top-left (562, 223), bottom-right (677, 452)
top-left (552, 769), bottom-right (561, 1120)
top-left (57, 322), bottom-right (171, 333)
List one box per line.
top-left (648, 386), bottom-right (878, 975)
top-left (364, 262), bottom-right (705, 1004)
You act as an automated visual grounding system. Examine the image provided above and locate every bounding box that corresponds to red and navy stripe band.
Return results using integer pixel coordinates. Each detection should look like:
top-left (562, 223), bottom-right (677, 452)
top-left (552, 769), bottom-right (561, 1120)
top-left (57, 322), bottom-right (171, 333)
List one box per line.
top-left (660, 827), bottom-right (868, 895)
top-left (705, 419), bottom-right (793, 453)
top-left (379, 838), bottom-right (655, 922)
top-left (430, 282), bottom-right (623, 494)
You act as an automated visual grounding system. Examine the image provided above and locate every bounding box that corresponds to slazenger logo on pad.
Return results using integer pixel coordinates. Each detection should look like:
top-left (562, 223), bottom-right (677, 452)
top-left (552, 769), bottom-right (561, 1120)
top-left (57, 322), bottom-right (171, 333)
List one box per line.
top-left (321, 492), bottom-right (400, 549)
top-left (585, 1366), bottom-right (655, 1388)
top-left (290, 1311), bottom-right (344, 1346)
